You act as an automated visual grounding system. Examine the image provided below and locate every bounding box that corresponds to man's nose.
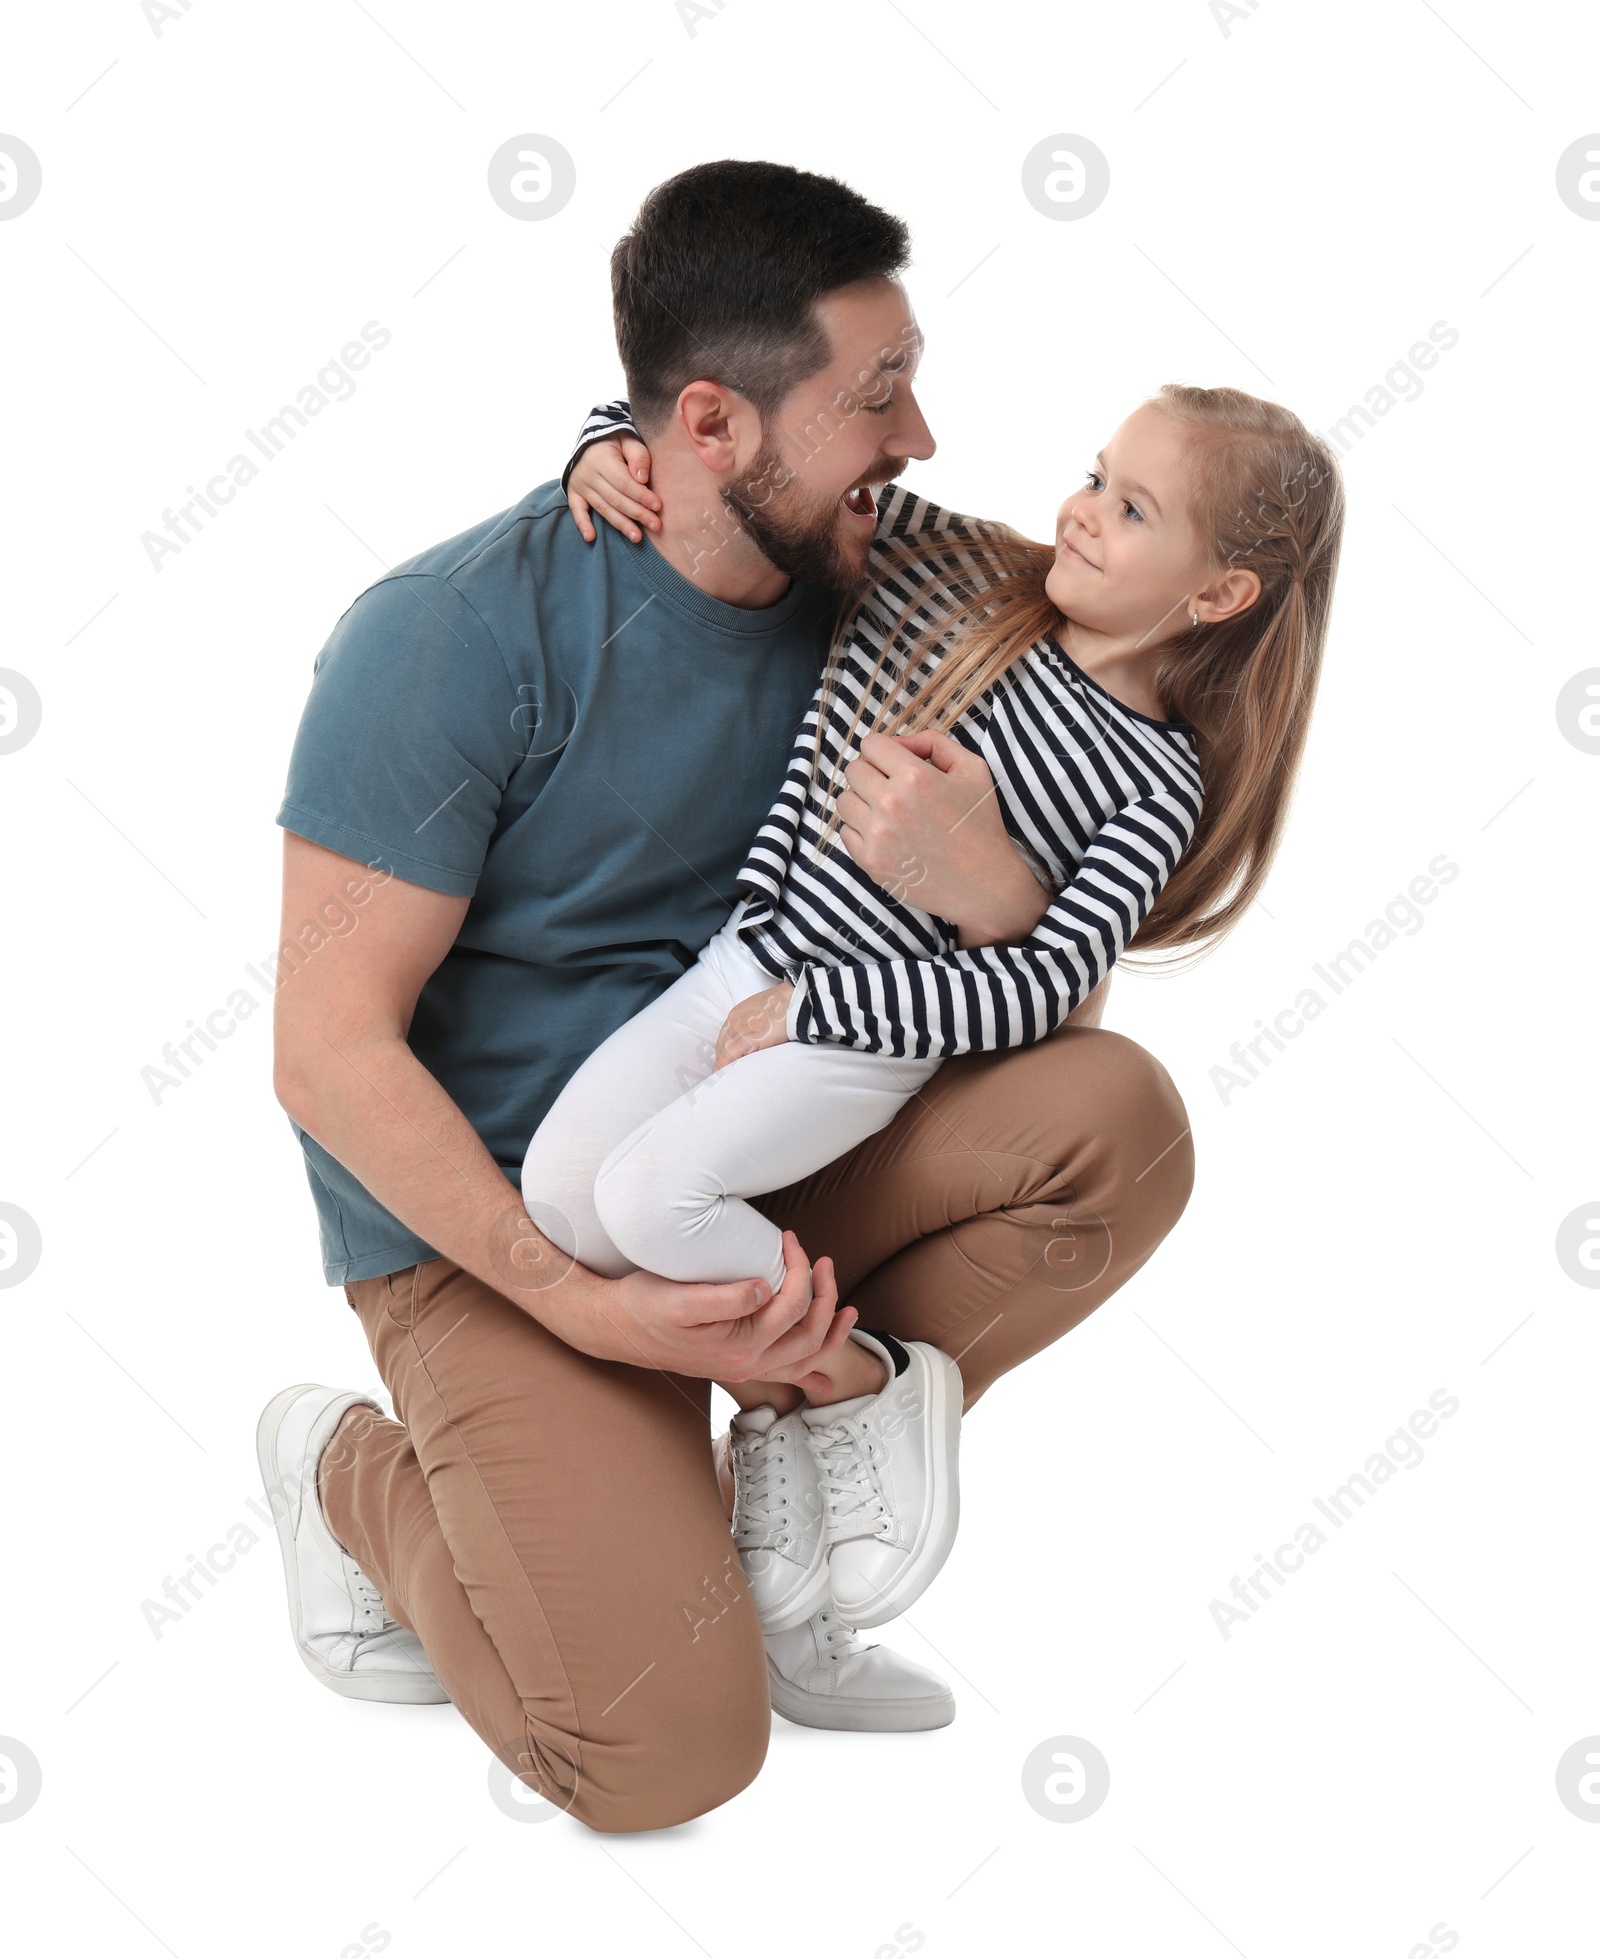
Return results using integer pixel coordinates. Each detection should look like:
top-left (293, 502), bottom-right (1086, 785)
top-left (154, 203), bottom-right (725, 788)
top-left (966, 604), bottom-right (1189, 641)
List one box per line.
top-left (890, 389), bottom-right (936, 463)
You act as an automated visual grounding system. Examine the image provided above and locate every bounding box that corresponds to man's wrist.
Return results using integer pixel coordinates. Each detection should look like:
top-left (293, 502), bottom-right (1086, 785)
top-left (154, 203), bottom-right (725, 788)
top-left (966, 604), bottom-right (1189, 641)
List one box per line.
top-left (485, 1214), bottom-right (620, 1357)
top-left (953, 852), bottom-right (1053, 949)
top-left (534, 1259), bottom-right (627, 1361)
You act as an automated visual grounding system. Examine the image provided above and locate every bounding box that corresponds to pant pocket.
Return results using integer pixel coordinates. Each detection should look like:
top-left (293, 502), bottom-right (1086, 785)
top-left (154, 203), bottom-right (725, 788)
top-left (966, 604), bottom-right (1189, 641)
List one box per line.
top-left (382, 1264), bottom-right (423, 1330)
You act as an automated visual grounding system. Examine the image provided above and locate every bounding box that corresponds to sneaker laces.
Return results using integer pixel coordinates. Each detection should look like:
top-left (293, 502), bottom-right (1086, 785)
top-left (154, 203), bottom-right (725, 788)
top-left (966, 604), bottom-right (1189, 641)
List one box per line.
top-left (348, 1559), bottom-right (402, 1636)
top-left (729, 1423), bottom-right (800, 1553)
top-left (813, 1606), bottom-right (870, 1661)
top-left (806, 1412), bottom-right (894, 1544)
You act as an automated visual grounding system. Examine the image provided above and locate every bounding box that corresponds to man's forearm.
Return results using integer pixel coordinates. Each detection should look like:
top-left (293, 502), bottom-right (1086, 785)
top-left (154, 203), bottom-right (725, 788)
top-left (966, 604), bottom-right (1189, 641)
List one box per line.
top-left (277, 1032), bottom-right (610, 1349)
top-left (949, 849), bottom-right (1110, 1027)
top-left (951, 844), bottom-right (1053, 948)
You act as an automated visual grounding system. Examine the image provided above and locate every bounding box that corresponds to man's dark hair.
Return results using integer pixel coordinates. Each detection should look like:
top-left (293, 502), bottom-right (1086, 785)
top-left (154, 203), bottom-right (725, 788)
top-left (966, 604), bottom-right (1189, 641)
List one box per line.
top-left (610, 160), bottom-right (911, 434)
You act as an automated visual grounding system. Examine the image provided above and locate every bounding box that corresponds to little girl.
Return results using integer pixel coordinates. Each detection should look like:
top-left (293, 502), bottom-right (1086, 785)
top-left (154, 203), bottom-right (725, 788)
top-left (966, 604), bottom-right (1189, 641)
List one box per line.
top-left (523, 383), bottom-right (1344, 1686)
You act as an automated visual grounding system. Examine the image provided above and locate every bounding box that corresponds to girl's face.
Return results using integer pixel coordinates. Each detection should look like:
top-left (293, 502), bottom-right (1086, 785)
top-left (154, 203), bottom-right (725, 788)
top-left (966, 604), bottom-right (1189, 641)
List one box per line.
top-left (1045, 406), bottom-right (1209, 646)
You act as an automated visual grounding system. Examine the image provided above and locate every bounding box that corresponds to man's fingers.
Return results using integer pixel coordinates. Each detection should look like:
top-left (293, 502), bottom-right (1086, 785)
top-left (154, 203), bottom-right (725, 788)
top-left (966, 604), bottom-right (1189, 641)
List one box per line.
top-left (894, 727), bottom-right (966, 772)
top-left (757, 1298), bottom-right (859, 1386)
top-left (679, 1273), bottom-right (775, 1328)
top-left (807, 1300), bottom-right (861, 1368)
top-left (744, 1259), bottom-right (816, 1354)
top-left (844, 746), bottom-right (893, 795)
top-left (753, 1251), bottom-right (840, 1368)
top-left (751, 1300), bottom-right (829, 1373)
top-left (747, 1286), bottom-right (815, 1355)
top-left (833, 787), bottom-right (872, 833)
top-left (857, 730), bottom-right (915, 777)
top-left (788, 1315), bottom-right (863, 1399)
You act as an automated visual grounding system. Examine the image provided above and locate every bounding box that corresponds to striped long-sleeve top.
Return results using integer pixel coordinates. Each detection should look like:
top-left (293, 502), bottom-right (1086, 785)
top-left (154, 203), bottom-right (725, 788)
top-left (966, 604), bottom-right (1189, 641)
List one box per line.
top-left (565, 403), bottom-right (1205, 1059)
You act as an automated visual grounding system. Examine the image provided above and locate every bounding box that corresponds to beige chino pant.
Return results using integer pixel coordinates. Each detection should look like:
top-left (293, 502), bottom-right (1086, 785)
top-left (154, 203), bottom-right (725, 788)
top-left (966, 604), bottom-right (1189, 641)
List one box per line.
top-left (321, 1024), bottom-right (1194, 1833)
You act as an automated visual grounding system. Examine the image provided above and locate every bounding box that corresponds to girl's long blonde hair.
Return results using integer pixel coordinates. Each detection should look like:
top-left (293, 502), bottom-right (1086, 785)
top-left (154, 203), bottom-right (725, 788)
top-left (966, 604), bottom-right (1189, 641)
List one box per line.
top-left (813, 383), bottom-right (1346, 963)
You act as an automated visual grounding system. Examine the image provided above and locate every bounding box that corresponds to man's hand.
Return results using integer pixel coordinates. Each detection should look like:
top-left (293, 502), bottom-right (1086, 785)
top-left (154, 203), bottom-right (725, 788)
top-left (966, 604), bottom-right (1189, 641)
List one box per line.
top-left (582, 1230), bottom-right (858, 1385)
top-left (714, 980), bottom-right (794, 1070)
top-left (835, 728), bottom-right (1053, 947)
top-left (273, 836), bottom-right (856, 1383)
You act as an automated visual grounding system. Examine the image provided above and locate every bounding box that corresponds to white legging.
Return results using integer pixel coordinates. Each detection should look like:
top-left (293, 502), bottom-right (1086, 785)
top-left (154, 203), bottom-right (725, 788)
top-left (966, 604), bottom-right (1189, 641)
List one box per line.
top-left (520, 910), bottom-right (943, 1294)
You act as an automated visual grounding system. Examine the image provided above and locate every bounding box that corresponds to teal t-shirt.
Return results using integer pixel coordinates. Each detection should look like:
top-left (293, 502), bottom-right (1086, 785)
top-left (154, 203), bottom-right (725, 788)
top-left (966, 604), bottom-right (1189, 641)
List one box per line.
top-left (276, 481), bottom-right (834, 1283)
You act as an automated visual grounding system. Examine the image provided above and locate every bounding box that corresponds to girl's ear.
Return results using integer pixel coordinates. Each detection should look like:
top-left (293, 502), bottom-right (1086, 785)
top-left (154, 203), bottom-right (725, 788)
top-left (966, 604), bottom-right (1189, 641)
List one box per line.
top-left (1195, 564), bottom-right (1262, 626)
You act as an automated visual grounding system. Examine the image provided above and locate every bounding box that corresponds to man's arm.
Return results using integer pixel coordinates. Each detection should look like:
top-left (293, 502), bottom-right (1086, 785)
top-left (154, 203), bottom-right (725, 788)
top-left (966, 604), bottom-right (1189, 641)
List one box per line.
top-left (836, 729), bottom-right (1111, 1027)
top-left (787, 786), bottom-right (1192, 1058)
top-left (271, 833), bottom-right (856, 1383)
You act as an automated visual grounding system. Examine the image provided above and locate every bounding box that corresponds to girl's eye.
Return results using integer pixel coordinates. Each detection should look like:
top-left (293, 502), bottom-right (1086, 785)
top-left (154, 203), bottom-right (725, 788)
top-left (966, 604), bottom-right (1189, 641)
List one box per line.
top-left (1122, 500), bottom-right (1144, 522)
top-left (1084, 469), bottom-right (1104, 490)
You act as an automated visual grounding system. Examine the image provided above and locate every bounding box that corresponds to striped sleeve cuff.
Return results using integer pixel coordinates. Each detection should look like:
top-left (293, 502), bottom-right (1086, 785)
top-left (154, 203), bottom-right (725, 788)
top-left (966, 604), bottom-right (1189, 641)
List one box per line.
top-left (560, 399), bottom-right (637, 493)
top-left (787, 968), bottom-right (823, 1043)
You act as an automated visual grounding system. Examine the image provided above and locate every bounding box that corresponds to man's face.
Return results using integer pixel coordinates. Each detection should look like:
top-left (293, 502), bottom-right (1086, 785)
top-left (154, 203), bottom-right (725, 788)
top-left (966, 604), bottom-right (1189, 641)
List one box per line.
top-left (722, 277), bottom-right (936, 589)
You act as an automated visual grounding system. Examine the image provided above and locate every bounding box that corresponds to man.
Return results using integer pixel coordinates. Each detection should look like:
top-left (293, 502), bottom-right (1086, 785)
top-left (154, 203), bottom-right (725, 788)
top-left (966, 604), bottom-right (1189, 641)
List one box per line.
top-left (262, 160), bottom-right (1193, 1833)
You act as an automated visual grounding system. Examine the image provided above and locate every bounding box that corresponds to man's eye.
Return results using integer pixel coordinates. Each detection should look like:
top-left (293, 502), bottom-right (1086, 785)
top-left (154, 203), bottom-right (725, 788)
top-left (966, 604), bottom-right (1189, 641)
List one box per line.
top-left (864, 396), bottom-right (895, 416)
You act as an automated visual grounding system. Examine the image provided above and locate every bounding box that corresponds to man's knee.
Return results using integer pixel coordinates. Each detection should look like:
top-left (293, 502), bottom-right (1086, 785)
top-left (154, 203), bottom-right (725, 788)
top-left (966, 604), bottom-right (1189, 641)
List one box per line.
top-left (539, 1688), bottom-right (770, 1834)
top-left (1038, 1026), bottom-right (1196, 1229)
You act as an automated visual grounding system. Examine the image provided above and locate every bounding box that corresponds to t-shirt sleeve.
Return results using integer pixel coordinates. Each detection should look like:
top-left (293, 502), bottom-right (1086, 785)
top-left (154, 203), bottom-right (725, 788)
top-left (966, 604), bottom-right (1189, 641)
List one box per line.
top-left (276, 572), bottom-right (528, 898)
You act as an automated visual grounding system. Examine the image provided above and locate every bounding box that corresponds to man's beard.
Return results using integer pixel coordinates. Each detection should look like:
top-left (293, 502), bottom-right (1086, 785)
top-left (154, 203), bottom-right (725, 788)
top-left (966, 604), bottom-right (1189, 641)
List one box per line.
top-left (721, 432), bottom-right (892, 592)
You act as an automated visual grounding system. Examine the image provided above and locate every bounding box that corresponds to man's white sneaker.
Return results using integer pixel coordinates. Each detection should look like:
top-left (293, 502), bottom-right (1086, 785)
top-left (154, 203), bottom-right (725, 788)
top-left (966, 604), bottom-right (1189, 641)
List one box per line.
top-left (728, 1403), bottom-right (831, 1633)
top-left (765, 1606), bottom-right (955, 1732)
top-left (256, 1383), bottom-right (448, 1705)
top-left (802, 1329), bottom-right (962, 1630)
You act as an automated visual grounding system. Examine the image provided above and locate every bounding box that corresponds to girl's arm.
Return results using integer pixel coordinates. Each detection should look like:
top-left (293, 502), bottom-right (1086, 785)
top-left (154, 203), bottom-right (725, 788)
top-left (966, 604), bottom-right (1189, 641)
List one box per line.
top-left (783, 788), bottom-right (1200, 1060)
top-left (562, 401), bottom-right (660, 543)
top-left (560, 399), bottom-right (981, 554)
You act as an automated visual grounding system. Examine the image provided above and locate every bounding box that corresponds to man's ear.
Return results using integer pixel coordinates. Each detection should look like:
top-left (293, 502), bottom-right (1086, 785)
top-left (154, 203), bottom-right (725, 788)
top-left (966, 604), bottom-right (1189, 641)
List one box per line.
top-left (675, 381), bottom-right (763, 477)
top-left (1195, 563), bottom-right (1262, 625)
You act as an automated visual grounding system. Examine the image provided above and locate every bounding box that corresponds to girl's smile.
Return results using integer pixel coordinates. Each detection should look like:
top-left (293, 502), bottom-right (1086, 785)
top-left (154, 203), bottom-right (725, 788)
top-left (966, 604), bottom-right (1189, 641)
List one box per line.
top-left (1059, 528), bottom-right (1099, 571)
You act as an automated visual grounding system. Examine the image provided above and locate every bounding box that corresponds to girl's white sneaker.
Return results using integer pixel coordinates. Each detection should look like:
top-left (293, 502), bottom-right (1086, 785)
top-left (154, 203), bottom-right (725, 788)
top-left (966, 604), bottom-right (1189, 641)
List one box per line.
top-left (765, 1607), bottom-right (955, 1731)
top-left (802, 1329), bottom-right (962, 1629)
top-left (728, 1403), bottom-right (832, 1633)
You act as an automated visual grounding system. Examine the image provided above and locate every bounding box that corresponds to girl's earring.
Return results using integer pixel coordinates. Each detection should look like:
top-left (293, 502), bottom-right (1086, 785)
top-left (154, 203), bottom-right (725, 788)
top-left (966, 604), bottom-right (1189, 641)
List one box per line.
top-left (1190, 609), bottom-right (1200, 628)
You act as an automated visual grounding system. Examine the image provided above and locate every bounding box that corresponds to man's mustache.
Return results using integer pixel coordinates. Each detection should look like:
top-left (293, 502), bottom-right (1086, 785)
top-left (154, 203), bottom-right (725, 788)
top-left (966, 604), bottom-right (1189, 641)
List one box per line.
top-left (846, 464), bottom-right (909, 494)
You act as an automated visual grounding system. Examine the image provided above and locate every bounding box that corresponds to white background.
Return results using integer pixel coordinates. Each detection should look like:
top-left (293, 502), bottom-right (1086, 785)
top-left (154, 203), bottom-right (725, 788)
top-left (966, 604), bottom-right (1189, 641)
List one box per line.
top-left (3, 0), bottom-right (1597, 1953)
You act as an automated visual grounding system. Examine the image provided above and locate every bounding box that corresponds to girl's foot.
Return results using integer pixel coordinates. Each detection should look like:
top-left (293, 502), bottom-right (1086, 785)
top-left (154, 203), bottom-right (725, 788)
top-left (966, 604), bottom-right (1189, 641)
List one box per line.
top-left (765, 1606), bottom-right (955, 1731)
top-left (728, 1405), bottom-right (832, 1632)
top-left (802, 1330), bottom-right (963, 1629)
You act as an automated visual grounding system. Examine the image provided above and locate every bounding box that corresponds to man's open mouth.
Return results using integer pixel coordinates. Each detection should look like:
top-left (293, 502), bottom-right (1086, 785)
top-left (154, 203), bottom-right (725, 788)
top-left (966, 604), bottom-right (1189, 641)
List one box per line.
top-left (842, 482), bottom-right (878, 523)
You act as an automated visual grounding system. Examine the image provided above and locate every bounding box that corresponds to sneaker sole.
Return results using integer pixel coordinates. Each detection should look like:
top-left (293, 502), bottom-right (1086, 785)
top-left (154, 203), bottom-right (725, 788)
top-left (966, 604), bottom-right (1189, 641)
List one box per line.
top-left (747, 1536), bottom-right (834, 1636)
top-left (255, 1384), bottom-right (449, 1706)
top-left (767, 1659), bottom-right (955, 1732)
top-left (831, 1343), bottom-right (962, 1631)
